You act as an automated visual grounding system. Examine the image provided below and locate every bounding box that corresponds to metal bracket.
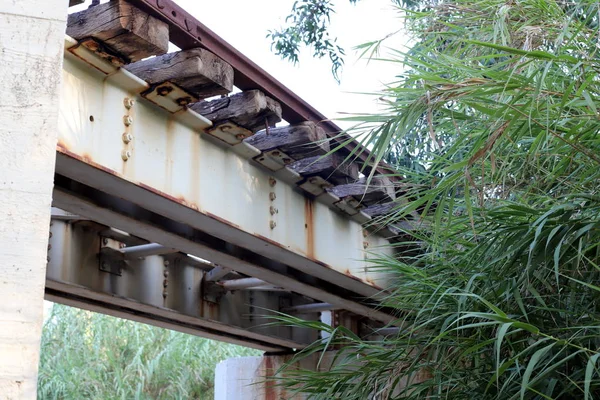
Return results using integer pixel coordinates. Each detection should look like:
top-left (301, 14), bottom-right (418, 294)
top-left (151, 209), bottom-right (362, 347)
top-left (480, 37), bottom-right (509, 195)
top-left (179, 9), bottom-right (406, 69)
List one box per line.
top-left (99, 247), bottom-right (128, 276)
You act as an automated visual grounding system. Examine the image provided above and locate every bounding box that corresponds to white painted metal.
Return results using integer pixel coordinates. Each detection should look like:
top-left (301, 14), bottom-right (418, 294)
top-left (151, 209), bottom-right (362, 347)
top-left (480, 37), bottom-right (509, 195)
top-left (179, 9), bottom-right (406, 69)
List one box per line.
top-left (0, 1), bottom-right (68, 397)
top-left (121, 243), bottom-right (178, 259)
top-left (56, 42), bottom-right (394, 293)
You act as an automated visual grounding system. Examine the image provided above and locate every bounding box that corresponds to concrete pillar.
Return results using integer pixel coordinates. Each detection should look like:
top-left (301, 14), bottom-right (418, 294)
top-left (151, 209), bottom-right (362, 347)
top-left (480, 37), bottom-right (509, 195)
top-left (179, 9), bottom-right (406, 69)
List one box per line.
top-left (215, 355), bottom-right (309, 400)
top-left (0, 0), bottom-right (68, 398)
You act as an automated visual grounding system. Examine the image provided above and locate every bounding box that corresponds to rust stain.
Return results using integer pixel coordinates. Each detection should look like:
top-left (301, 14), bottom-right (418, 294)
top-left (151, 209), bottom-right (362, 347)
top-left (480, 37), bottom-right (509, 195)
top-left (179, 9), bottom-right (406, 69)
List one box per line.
top-left (206, 211), bottom-right (241, 229)
top-left (304, 197), bottom-right (315, 259)
top-left (263, 357), bottom-right (276, 400)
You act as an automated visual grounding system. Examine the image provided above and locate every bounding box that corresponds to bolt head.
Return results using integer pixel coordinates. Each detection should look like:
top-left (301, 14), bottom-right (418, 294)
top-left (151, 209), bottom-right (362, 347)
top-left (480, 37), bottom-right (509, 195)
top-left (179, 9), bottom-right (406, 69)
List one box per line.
top-left (269, 177), bottom-right (277, 187)
top-left (123, 116), bottom-right (133, 126)
top-left (122, 133), bottom-right (133, 144)
top-left (269, 192), bottom-right (276, 201)
top-left (121, 150), bottom-right (131, 161)
top-left (164, 260), bottom-right (170, 266)
top-left (270, 221), bottom-right (277, 229)
top-left (235, 133), bottom-right (246, 140)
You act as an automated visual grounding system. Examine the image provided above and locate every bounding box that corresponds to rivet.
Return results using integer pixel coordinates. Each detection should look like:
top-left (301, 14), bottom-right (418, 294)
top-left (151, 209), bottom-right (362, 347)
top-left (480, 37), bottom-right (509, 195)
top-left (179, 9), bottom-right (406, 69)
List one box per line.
top-left (156, 0), bottom-right (165, 9)
top-left (121, 150), bottom-right (131, 161)
top-left (269, 192), bottom-right (276, 201)
top-left (122, 133), bottom-right (133, 144)
top-left (123, 115), bottom-right (133, 126)
top-left (270, 221), bottom-right (277, 229)
top-left (269, 206), bottom-right (278, 215)
top-left (269, 177), bottom-right (277, 187)
top-left (123, 98), bottom-right (135, 109)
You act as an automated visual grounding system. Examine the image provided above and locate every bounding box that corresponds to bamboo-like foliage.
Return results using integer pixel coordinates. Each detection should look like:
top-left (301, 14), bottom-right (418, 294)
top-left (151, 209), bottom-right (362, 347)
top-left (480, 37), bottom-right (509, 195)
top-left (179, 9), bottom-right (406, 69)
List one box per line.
top-left (37, 304), bottom-right (261, 399)
top-left (277, 0), bottom-right (600, 398)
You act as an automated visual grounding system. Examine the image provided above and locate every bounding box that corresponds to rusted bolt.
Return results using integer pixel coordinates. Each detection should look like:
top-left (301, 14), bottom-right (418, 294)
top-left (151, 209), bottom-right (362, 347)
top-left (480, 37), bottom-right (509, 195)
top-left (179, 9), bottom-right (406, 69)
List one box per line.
top-left (176, 97), bottom-right (193, 106)
top-left (157, 86), bottom-right (173, 96)
top-left (269, 177), bottom-right (277, 187)
top-left (235, 133), bottom-right (246, 140)
top-left (164, 260), bottom-right (170, 267)
top-left (121, 150), bottom-right (131, 161)
top-left (102, 238), bottom-right (108, 245)
top-left (283, 158), bottom-right (292, 164)
top-left (122, 133), bottom-right (133, 144)
top-left (270, 221), bottom-right (277, 229)
top-left (363, 241), bottom-right (369, 249)
top-left (271, 151), bottom-right (280, 157)
top-left (119, 243), bottom-right (126, 249)
top-left (86, 41), bottom-right (99, 52)
top-left (308, 177), bottom-right (318, 184)
top-left (269, 192), bottom-right (276, 201)
top-left (123, 115), bottom-right (133, 126)
top-left (269, 206), bottom-right (278, 215)
top-left (123, 98), bottom-right (135, 109)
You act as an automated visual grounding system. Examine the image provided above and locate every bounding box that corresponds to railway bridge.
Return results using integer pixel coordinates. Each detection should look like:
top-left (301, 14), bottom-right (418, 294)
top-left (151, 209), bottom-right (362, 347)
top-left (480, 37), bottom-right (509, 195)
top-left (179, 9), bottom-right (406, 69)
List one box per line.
top-left (0, 0), bottom-right (407, 398)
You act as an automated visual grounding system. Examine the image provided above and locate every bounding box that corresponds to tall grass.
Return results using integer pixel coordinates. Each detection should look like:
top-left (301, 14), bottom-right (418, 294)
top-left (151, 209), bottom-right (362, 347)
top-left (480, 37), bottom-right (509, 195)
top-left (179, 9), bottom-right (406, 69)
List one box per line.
top-left (38, 304), bottom-right (262, 399)
top-left (276, 0), bottom-right (600, 398)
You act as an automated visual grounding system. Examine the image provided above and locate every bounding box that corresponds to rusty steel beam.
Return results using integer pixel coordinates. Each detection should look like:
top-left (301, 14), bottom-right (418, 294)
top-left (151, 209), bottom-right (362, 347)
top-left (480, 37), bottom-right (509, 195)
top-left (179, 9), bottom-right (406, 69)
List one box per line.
top-left (126, 0), bottom-right (398, 178)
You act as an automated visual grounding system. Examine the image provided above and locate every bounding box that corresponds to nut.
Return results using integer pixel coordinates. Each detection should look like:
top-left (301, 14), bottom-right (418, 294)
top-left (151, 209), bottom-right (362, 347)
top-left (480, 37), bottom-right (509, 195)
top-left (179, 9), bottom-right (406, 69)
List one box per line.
top-left (122, 133), bottom-right (133, 144)
top-left (123, 115), bottom-right (133, 126)
top-left (269, 206), bottom-right (278, 215)
top-left (269, 177), bottom-right (277, 187)
top-left (123, 98), bottom-right (135, 109)
top-left (270, 221), bottom-right (277, 229)
top-left (269, 192), bottom-right (276, 201)
top-left (121, 150), bottom-right (131, 161)
top-left (164, 260), bottom-right (170, 267)
top-left (157, 86), bottom-right (173, 96)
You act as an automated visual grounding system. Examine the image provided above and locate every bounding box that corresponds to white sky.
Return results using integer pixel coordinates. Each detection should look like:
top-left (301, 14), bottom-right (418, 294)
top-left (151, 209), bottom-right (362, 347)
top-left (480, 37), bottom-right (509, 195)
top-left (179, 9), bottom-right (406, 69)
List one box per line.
top-left (174, 0), bottom-right (406, 127)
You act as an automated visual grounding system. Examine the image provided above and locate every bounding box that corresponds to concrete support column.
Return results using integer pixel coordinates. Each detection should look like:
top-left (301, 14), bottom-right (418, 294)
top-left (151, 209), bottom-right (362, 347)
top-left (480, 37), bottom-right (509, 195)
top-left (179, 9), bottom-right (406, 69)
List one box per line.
top-left (0, 0), bottom-right (68, 398)
top-left (214, 355), bottom-right (313, 400)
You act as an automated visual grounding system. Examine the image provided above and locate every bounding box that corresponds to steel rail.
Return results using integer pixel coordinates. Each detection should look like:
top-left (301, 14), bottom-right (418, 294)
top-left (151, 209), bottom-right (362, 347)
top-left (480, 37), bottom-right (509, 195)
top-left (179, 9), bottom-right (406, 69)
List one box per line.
top-left (127, 0), bottom-right (398, 178)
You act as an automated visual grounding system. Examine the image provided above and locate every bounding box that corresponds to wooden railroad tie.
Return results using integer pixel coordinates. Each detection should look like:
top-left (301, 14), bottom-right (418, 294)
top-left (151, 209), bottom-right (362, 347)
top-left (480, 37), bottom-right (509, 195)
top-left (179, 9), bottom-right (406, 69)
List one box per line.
top-left (67, 0), bottom-right (169, 64)
top-left (191, 90), bottom-right (282, 144)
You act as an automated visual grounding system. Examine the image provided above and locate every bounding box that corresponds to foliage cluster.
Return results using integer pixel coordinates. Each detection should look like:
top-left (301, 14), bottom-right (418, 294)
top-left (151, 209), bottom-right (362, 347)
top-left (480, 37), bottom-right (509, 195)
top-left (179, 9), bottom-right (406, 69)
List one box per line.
top-left (38, 304), bottom-right (261, 399)
top-left (277, 0), bottom-right (600, 398)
